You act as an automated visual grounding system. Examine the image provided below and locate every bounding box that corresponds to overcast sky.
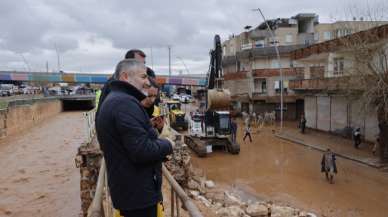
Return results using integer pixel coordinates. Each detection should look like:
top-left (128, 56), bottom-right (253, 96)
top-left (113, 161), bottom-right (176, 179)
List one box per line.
top-left (0, 0), bottom-right (386, 76)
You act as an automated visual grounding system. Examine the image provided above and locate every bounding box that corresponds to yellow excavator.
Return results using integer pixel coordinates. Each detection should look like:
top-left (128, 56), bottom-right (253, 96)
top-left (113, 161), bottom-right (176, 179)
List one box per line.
top-left (165, 100), bottom-right (188, 131)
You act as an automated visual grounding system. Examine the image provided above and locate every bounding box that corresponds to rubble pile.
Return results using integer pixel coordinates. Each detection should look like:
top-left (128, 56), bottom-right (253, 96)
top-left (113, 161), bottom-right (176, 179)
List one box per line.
top-left (164, 142), bottom-right (192, 186)
top-left (164, 141), bottom-right (317, 217)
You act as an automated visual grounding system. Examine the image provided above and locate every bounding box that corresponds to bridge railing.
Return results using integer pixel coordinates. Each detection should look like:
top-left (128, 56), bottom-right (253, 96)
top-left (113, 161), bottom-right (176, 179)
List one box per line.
top-left (84, 109), bottom-right (96, 144)
top-left (87, 159), bottom-right (204, 217)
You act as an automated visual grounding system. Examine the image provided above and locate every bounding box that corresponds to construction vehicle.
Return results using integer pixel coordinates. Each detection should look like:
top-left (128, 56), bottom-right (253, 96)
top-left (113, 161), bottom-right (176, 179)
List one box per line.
top-left (165, 100), bottom-right (188, 131)
top-left (184, 35), bottom-right (240, 157)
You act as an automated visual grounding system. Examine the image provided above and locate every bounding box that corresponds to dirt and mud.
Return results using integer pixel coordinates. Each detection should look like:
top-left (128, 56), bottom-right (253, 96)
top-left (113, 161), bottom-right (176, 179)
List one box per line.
top-left (191, 122), bottom-right (388, 217)
top-left (0, 112), bottom-right (85, 217)
top-left (1, 102), bottom-right (388, 217)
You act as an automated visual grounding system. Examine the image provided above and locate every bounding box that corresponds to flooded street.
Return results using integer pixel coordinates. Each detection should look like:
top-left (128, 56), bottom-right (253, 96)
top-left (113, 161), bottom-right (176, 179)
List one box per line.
top-left (191, 124), bottom-right (388, 217)
top-left (0, 112), bottom-right (85, 217)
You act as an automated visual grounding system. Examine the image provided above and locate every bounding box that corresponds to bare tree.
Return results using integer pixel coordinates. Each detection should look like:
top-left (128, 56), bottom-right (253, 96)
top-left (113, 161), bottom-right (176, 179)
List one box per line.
top-left (334, 5), bottom-right (388, 162)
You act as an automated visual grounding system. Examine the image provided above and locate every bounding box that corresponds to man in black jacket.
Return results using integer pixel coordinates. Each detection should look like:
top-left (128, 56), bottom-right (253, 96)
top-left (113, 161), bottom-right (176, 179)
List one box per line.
top-left (96, 59), bottom-right (173, 217)
top-left (95, 49), bottom-right (147, 118)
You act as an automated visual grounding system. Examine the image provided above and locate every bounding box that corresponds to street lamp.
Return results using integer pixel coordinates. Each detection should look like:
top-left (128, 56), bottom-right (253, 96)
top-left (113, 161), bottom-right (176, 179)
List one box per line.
top-left (253, 8), bottom-right (284, 130)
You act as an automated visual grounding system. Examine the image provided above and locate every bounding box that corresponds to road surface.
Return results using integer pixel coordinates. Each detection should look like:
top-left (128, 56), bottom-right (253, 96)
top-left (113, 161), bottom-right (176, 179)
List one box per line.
top-left (0, 112), bottom-right (85, 217)
top-left (191, 122), bottom-right (388, 217)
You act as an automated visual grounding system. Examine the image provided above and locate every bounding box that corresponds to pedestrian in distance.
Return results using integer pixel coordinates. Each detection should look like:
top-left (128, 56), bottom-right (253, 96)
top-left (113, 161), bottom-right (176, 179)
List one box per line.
top-left (95, 59), bottom-right (173, 217)
top-left (372, 137), bottom-right (380, 156)
top-left (299, 114), bottom-right (307, 134)
top-left (230, 117), bottom-right (238, 143)
top-left (353, 128), bottom-right (361, 149)
top-left (243, 124), bottom-right (252, 143)
top-left (321, 148), bottom-right (337, 184)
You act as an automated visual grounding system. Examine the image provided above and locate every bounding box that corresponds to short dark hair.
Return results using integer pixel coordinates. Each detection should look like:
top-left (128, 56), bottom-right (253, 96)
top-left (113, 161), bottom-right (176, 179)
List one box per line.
top-left (147, 67), bottom-right (156, 78)
top-left (148, 77), bottom-right (159, 88)
top-left (125, 49), bottom-right (146, 59)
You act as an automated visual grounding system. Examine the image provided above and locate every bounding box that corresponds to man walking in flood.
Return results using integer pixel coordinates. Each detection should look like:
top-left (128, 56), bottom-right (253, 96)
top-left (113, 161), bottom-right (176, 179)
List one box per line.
top-left (243, 124), bottom-right (252, 143)
top-left (96, 59), bottom-right (173, 217)
top-left (353, 128), bottom-right (361, 149)
top-left (321, 148), bottom-right (337, 184)
top-left (299, 114), bottom-right (306, 134)
top-left (230, 117), bottom-right (238, 143)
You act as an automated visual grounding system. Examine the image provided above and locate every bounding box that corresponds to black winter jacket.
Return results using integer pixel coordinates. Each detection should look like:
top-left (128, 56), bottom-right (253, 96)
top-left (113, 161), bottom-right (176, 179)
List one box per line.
top-left (95, 80), bottom-right (172, 211)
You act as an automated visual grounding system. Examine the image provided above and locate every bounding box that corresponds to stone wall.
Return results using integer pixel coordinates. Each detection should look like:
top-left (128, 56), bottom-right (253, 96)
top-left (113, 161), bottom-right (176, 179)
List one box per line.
top-left (75, 139), bottom-right (102, 217)
top-left (0, 98), bottom-right (62, 138)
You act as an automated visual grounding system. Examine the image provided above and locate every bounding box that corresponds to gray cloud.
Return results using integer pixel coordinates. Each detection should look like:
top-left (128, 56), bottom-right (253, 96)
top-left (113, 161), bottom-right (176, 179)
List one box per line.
top-left (0, 0), bottom-right (386, 75)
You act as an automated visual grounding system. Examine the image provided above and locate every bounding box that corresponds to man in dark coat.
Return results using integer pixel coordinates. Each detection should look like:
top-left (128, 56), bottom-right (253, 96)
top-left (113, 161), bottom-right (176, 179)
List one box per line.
top-left (299, 114), bottom-right (307, 134)
top-left (321, 148), bottom-right (337, 184)
top-left (96, 59), bottom-right (173, 217)
top-left (230, 118), bottom-right (237, 143)
top-left (95, 49), bottom-right (147, 119)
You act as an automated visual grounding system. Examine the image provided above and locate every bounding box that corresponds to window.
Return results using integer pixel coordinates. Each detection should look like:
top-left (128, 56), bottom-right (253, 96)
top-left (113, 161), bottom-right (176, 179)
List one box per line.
top-left (254, 79), bottom-right (267, 93)
top-left (241, 43), bottom-right (252, 50)
top-left (305, 38), bottom-right (313, 45)
top-left (219, 115), bottom-right (230, 130)
top-left (274, 80), bottom-right (280, 89)
top-left (269, 37), bottom-right (279, 46)
top-left (333, 57), bottom-right (344, 75)
top-left (285, 34), bottom-right (293, 43)
top-left (314, 33), bottom-right (319, 41)
top-left (323, 31), bottom-right (331, 40)
top-left (336, 29), bottom-right (352, 38)
top-left (274, 80), bottom-right (288, 93)
top-left (271, 59), bottom-right (280, 68)
top-left (255, 40), bottom-right (265, 48)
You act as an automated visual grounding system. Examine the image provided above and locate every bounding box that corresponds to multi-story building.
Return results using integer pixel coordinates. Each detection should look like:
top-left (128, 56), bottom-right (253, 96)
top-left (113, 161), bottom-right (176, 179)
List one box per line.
top-left (289, 24), bottom-right (388, 143)
top-left (222, 13), bottom-right (387, 120)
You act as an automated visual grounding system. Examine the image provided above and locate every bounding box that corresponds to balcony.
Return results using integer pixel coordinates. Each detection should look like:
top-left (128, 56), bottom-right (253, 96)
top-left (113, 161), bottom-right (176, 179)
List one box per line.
top-left (289, 77), bottom-right (349, 91)
top-left (253, 67), bottom-right (304, 78)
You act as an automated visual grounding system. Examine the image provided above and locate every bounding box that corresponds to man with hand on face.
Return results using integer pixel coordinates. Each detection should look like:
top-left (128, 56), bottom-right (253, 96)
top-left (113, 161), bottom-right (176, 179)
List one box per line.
top-left (141, 76), bottom-right (165, 132)
top-left (96, 59), bottom-right (173, 217)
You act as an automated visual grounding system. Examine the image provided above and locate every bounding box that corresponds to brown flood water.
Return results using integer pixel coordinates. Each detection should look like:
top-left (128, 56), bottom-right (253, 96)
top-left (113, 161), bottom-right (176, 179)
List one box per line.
top-left (191, 125), bottom-right (388, 217)
top-left (0, 112), bottom-right (85, 217)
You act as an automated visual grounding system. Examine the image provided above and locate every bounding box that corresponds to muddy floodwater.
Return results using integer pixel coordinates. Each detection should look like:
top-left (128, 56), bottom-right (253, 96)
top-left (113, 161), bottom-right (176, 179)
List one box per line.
top-left (191, 125), bottom-right (388, 217)
top-left (0, 112), bottom-right (85, 217)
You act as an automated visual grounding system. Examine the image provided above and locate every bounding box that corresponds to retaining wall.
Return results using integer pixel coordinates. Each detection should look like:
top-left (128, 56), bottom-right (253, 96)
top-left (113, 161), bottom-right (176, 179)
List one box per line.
top-left (0, 98), bottom-right (62, 138)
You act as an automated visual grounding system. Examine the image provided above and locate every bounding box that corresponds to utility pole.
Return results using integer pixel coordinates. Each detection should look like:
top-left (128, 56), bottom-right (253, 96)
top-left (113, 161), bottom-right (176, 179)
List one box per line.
top-left (168, 45), bottom-right (172, 77)
top-left (54, 43), bottom-right (60, 72)
top-left (150, 46), bottom-right (154, 69)
top-left (253, 8), bottom-right (284, 130)
top-left (46, 61), bottom-right (49, 73)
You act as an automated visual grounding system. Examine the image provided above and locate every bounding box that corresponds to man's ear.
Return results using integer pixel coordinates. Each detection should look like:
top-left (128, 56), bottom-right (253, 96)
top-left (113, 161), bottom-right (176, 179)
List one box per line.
top-left (118, 72), bottom-right (128, 81)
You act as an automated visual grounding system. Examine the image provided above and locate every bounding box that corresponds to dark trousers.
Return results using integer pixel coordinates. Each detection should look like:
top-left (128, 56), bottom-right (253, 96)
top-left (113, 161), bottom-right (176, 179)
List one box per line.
top-left (243, 132), bottom-right (252, 142)
top-left (231, 132), bottom-right (236, 143)
top-left (120, 204), bottom-right (157, 217)
top-left (354, 136), bottom-right (361, 148)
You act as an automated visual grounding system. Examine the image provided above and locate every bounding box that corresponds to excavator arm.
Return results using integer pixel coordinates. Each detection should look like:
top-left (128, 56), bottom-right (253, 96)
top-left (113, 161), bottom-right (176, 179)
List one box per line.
top-left (207, 35), bottom-right (223, 90)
